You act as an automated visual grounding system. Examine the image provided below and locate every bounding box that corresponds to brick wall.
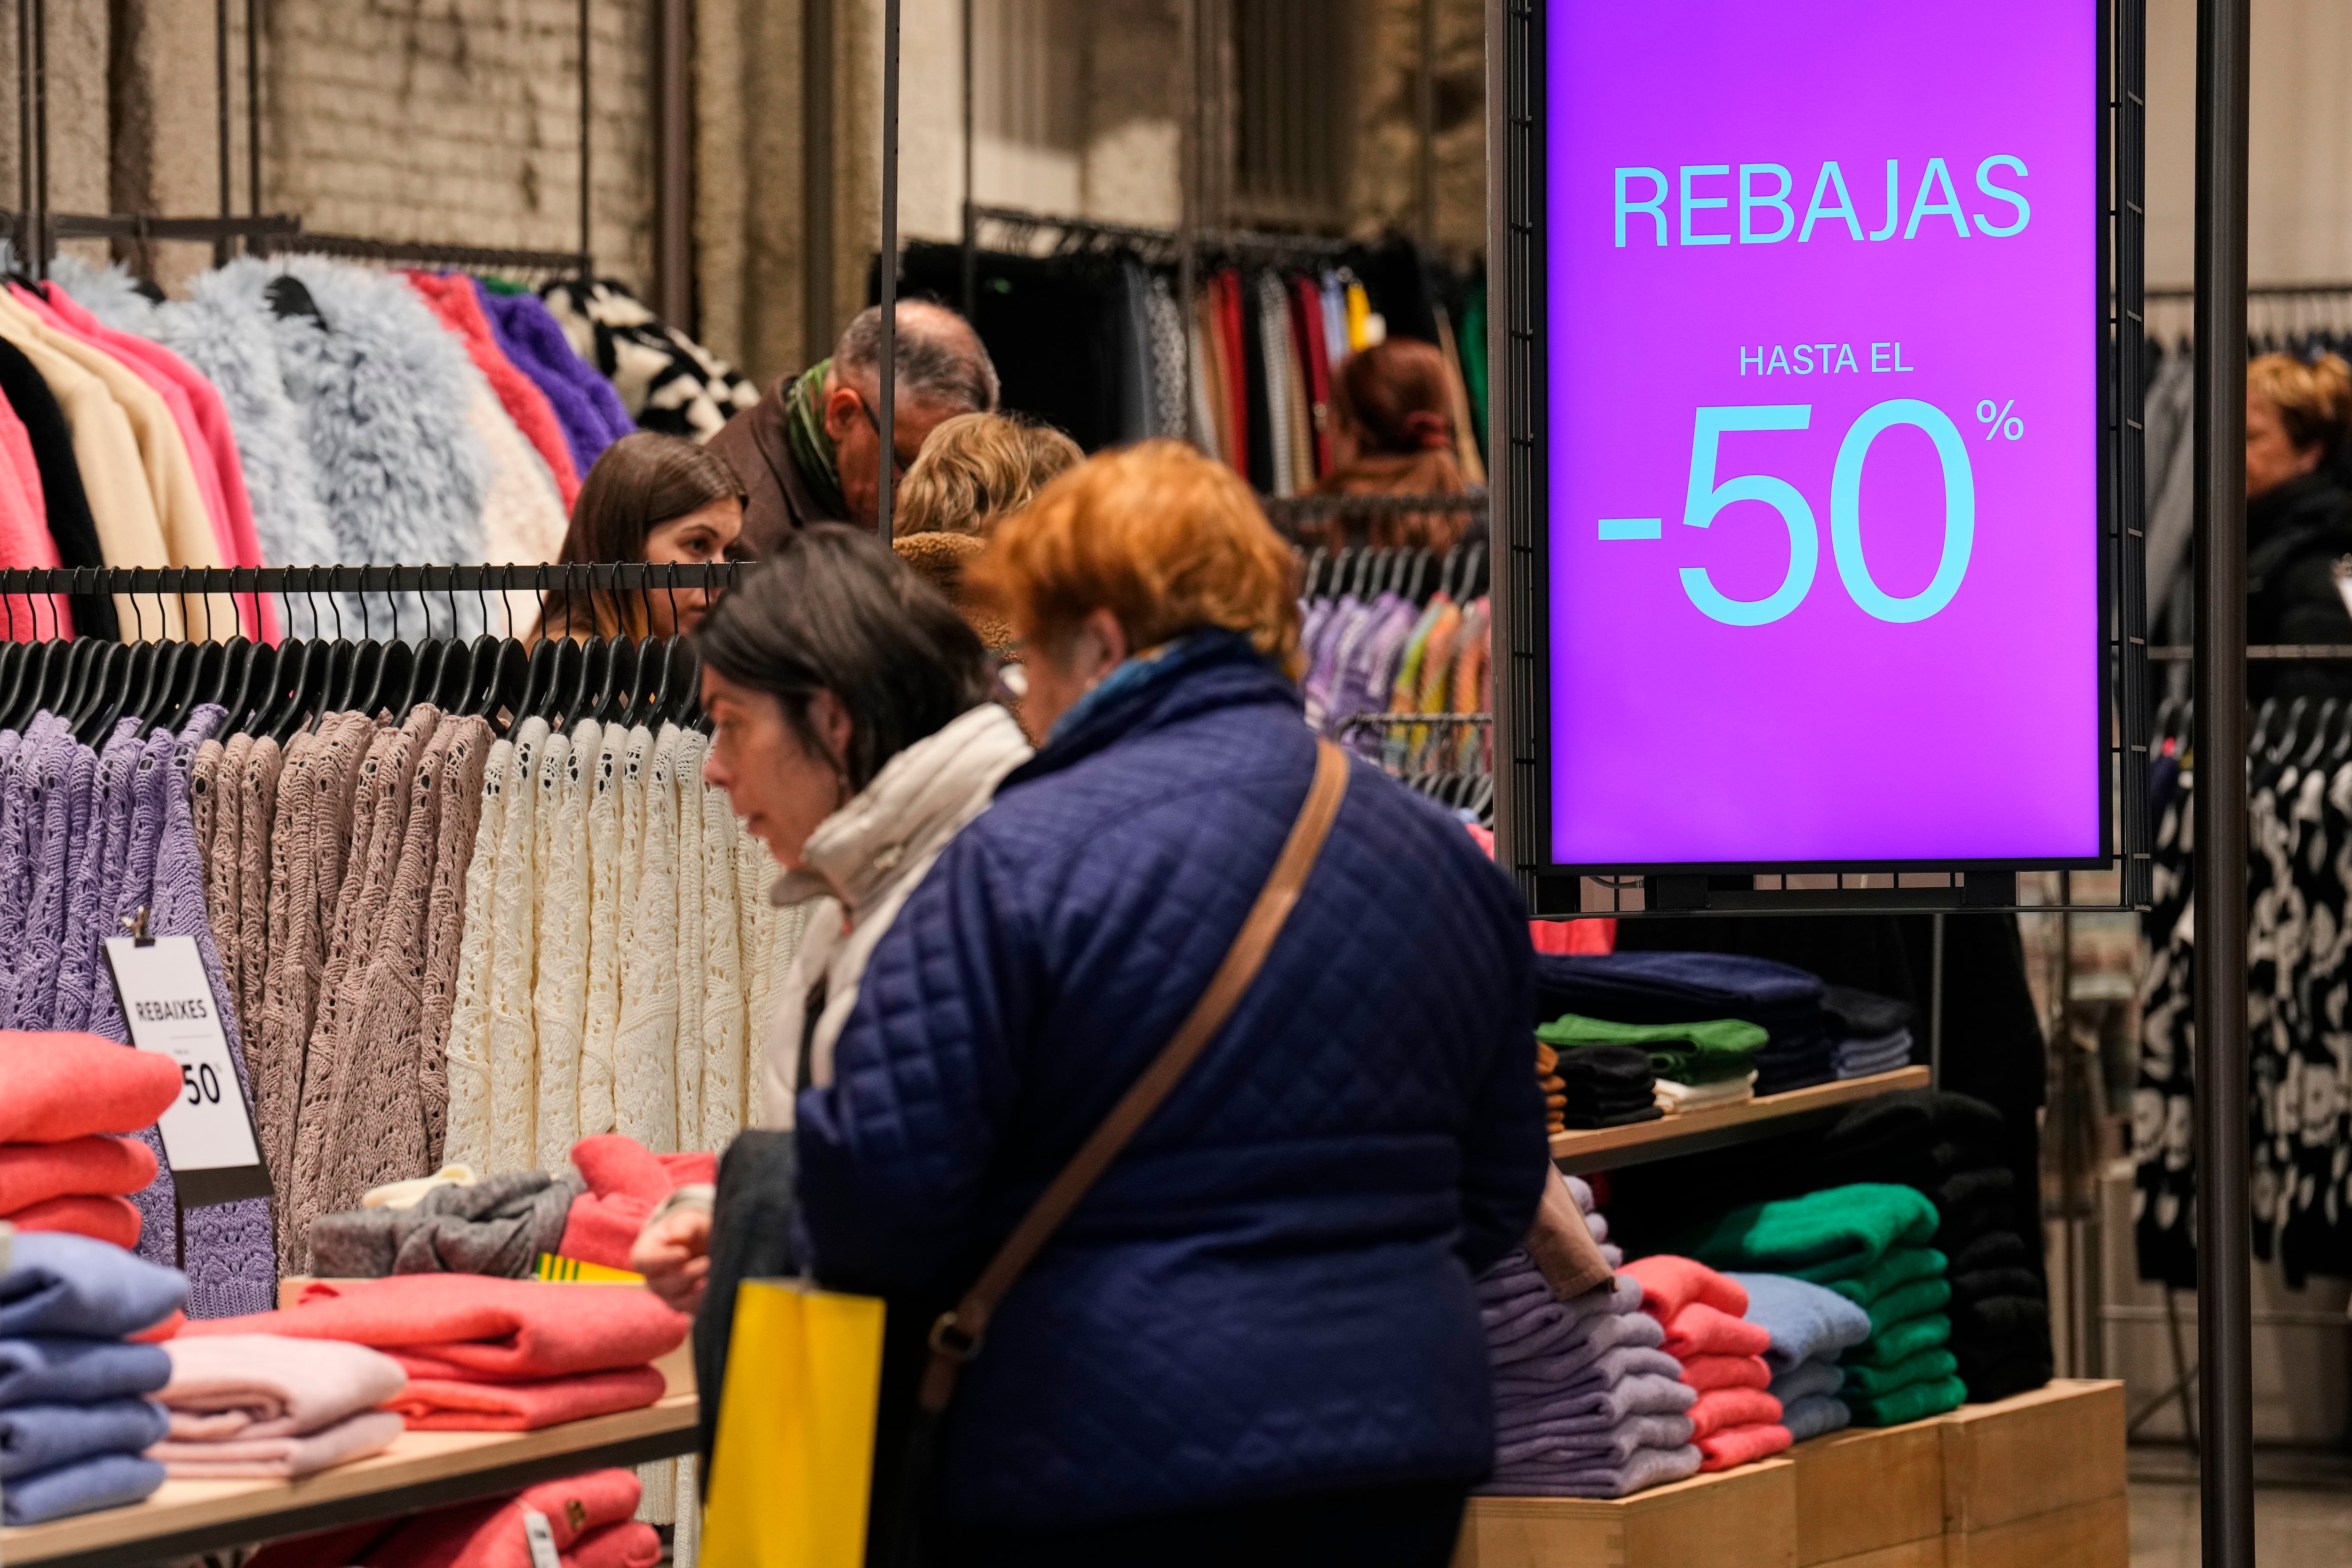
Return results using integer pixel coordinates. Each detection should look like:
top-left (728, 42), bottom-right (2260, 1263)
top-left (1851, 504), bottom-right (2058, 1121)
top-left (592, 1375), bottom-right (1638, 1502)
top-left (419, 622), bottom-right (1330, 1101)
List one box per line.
top-left (259, 0), bottom-right (655, 291)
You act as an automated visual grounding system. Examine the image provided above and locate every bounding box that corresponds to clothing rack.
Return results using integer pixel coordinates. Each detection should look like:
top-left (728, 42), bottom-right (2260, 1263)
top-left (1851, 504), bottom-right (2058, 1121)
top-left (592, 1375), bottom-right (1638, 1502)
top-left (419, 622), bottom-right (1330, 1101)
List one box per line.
top-left (1299, 541), bottom-right (1489, 605)
top-left (252, 233), bottom-right (594, 279)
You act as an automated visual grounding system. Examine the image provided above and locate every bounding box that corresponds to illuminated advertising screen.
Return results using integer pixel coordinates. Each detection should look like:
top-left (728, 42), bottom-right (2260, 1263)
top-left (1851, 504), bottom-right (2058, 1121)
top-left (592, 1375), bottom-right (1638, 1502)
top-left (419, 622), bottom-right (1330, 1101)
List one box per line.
top-left (1543, 1), bottom-right (2105, 869)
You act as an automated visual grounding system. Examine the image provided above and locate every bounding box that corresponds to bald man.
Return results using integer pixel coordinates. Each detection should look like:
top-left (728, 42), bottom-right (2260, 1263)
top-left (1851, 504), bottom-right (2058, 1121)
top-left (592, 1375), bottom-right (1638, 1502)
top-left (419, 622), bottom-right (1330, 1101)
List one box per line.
top-left (711, 300), bottom-right (1000, 553)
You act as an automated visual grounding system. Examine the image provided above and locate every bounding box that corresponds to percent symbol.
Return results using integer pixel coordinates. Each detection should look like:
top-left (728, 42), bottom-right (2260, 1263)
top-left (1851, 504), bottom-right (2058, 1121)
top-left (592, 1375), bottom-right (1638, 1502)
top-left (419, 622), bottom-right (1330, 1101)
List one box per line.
top-left (1975, 398), bottom-right (2025, 441)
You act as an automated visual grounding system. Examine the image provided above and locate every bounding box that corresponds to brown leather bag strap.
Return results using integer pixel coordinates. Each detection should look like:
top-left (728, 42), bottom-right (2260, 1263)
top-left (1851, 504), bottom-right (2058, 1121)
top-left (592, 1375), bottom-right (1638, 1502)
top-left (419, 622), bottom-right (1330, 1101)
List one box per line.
top-left (917, 739), bottom-right (1352, 1413)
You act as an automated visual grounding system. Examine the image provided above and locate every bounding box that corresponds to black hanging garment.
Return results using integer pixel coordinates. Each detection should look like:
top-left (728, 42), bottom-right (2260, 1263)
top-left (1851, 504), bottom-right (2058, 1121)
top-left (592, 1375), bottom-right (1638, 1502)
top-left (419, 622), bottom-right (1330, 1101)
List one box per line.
top-left (0, 336), bottom-right (118, 641)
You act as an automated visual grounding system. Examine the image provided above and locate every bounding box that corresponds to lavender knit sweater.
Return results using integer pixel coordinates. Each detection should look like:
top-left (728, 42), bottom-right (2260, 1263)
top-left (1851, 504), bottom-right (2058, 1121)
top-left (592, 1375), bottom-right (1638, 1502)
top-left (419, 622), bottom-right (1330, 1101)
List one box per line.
top-left (475, 283), bottom-right (633, 478)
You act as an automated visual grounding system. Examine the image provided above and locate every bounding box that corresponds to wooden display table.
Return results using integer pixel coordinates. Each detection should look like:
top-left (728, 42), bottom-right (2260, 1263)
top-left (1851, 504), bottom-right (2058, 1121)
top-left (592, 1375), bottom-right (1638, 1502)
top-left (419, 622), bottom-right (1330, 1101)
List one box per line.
top-left (1549, 1069), bottom-right (1930, 1174)
top-left (0, 1348), bottom-right (697, 1568)
top-left (1457, 1380), bottom-right (2124, 1568)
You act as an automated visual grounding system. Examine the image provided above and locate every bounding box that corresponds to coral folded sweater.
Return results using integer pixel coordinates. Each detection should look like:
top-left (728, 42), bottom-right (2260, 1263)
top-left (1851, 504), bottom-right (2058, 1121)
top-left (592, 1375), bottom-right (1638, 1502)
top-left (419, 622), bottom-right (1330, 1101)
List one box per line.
top-left (387, 1366), bottom-right (667, 1431)
top-left (243, 1467), bottom-right (646, 1568)
top-left (1678, 1353), bottom-right (1773, 1393)
top-left (178, 1275), bottom-right (688, 1381)
top-left (1697, 1419), bottom-right (1794, 1472)
top-left (0, 1030), bottom-right (183, 1142)
top-left (1622, 1255), bottom-right (1748, 1322)
top-left (1685, 1385), bottom-right (1783, 1441)
top-left (6, 1194), bottom-right (141, 1247)
top-left (0, 1135), bottom-right (157, 1211)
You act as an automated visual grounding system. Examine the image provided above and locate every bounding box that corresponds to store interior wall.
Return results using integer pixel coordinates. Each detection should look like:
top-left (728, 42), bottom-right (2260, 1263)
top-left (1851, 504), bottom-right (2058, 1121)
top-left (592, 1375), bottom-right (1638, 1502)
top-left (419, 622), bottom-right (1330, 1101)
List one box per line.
top-left (2146, 0), bottom-right (2352, 288)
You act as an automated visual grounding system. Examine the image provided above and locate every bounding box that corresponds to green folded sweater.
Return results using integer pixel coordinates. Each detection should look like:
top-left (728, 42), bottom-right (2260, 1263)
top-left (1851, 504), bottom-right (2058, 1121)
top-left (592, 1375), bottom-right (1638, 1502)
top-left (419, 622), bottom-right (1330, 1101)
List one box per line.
top-left (1827, 1245), bottom-right (1948, 1309)
top-left (1859, 1278), bottom-right (1953, 1338)
top-left (1535, 1015), bottom-right (1768, 1083)
top-left (1846, 1312), bottom-right (1953, 1369)
top-left (1840, 1347), bottom-right (1959, 1399)
top-left (1845, 1374), bottom-right (1968, 1428)
top-left (1671, 1184), bottom-right (1941, 1282)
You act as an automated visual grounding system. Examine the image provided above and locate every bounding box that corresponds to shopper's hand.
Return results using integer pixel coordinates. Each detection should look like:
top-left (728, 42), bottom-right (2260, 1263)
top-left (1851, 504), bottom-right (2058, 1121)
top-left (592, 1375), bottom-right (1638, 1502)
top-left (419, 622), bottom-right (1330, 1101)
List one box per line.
top-left (631, 1206), bottom-right (713, 1316)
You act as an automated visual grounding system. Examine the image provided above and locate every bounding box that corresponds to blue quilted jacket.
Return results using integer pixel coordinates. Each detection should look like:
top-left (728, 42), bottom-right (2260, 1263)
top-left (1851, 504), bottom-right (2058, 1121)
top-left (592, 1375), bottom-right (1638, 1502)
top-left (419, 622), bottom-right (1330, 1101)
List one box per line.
top-left (796, 634), bottom-right (1550, 1528)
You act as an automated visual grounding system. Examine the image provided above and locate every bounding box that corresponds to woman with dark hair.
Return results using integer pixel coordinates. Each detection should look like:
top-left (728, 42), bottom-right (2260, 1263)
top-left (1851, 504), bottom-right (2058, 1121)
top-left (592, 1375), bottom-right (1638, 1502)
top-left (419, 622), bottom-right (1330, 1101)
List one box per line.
top-left (1303, 338), bottom-right (1471, 551)
top-left (629, 521), bottom-right (1031, 1312)
top-left (528, 431), bottom-right (747, 643)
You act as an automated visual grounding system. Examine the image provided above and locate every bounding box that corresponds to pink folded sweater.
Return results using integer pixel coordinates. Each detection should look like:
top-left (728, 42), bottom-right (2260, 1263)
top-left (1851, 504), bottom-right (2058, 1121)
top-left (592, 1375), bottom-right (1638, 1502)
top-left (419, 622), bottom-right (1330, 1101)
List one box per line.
top-left (149, 1408), bottom-right (405, 1478)
top-left (8, 1193), bottom-right (141, 1247)
top-left (387, 1367), bottom-right (667, 1431)
top-left (160, 1334), bottom-right (408, 1439)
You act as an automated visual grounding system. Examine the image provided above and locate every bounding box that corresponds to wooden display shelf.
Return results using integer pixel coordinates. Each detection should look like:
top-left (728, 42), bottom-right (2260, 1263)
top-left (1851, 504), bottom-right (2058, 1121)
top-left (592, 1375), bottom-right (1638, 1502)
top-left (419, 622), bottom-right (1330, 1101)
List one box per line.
top-left (1550, 1067), bottom-right (1929, 1174)
top-left (1, 1355), bottom-right (698, 1568)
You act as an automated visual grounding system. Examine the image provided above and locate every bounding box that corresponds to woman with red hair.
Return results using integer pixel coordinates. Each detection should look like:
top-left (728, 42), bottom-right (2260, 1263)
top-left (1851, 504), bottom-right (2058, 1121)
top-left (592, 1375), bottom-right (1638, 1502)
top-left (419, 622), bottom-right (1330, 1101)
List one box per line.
top-left (1304, 338), bottom-right (1471, 551)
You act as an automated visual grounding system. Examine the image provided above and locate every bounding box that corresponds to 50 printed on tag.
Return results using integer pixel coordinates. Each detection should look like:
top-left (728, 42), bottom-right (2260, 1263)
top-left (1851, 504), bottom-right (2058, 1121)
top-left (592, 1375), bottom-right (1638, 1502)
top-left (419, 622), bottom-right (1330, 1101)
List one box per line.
top-left (104, 934), bottom-right (272, 1208)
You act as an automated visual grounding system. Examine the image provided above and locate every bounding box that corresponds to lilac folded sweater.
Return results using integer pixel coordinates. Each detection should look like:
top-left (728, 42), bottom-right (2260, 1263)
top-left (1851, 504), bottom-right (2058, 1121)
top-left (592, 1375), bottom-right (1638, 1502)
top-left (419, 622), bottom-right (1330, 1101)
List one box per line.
top-left (1482, 1441), bottom-right (1703, 1499)
top-left (1494, 1410), bottom-right (1697, 1469)
top-left (1493, 1344), bottom-right (1687, 1404)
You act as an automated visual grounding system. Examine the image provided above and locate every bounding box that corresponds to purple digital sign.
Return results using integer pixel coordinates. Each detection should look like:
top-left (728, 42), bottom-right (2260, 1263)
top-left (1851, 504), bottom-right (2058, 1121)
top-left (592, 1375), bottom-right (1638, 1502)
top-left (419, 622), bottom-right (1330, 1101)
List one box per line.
top-left (1544, 2), bottom-right (2104, 868)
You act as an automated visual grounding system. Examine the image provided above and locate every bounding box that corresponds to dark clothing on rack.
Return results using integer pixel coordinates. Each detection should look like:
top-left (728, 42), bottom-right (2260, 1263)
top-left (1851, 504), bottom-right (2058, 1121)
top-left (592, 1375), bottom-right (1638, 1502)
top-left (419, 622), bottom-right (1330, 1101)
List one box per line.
top-left (0, 337), bottom-right (117, 641)
top-left (2246, 470), bottom-right (2352, 702)
top-left (707, 375), bottom-right (847, 557)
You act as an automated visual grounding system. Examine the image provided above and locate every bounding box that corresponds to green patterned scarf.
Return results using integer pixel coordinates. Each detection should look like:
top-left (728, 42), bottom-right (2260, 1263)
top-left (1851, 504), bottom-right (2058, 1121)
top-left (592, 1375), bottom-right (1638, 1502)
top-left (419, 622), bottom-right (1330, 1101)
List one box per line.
top-left (784, 358), bottom-right (851, 521)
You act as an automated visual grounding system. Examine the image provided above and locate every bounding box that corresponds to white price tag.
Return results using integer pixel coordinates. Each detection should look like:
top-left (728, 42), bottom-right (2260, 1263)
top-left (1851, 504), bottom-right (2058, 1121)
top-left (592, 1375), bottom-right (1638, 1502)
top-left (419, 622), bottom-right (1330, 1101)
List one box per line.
top-left (103, 934), bottom-right (271, 1208)
top-left (521, 1511), bottom-right (563, 1568)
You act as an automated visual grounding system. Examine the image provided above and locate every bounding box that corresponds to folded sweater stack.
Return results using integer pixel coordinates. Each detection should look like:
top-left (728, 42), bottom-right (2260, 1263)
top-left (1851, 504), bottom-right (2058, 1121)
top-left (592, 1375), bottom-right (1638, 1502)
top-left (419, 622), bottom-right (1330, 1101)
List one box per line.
top-left (149, 1334), bottom-right (407, 1477)
top-left (1808, 1093), bottom-right (2052, 1402)
top-left (1550, 1046), bottom-right (1662, 1129)
top-left (1474, 1250), bottom-right (1700, 1498)
top-left (0, 1030), bottom-right (185, 1249)
top-left (1726, 1272), bottom-right (1872, 1441)
top-left (180, 1275), bottom-right (688, 1432)
top-left (1533, 953), bottom-right (1834, 1097)
top-left (0, 1232), bottom-right (184, 1524)
top-left (1669, 1182), bottom-right (1965, 1427)
top-left (244, 1465), bottom-right (659, 1568)
top-left (1534, 1042), bottom-right (1568, 1137)
top-left (1539, 1015), bottom-right (1765, 1114)
top-left (1823, 986), bottom-right (1916, 1080)
top-left (1565, 1175), bottom-right (1622, 1270)
top-left (1621, 1256), bottom-right (1791, 1471)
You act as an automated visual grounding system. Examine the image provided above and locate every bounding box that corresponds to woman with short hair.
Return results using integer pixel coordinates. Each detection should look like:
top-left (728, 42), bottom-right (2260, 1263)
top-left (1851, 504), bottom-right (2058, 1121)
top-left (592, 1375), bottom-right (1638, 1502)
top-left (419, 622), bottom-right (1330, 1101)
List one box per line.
top-left (2244, 352), bottom-right (2352, 700)
top-left (797, 440), bottom-right (1550, 1565)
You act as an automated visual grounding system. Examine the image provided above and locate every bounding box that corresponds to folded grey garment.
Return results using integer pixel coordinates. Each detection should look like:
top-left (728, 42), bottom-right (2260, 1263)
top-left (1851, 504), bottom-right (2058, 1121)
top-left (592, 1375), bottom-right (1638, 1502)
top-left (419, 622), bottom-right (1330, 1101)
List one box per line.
top-left (1494, 1356), bottom-right (1695, 1417)
top-left (1494, 1372), bottom-right (1701, 1442)
top-left (1478, 1271), bottom-right (1554, 1318)
top-left (1486, 1276), bottom-right (1642, 1349)
top-left (1781, 1392), bottom-right (1852, 1442)
top-left (1493, 1411), bottom-right (1696, 1469)
top-left (1481, 1442), bottom-right (1703, 1499)
top-left (1601, 1243), bottom-right (1624, 1269)
top-left (308, 1168), bottom-right (588, 1279)
top-left (1564, 1174), bottom-right (1597, 1214)
top-left (1494, 1344), bottom-right (1686, 1404)
top-left (1584, 1208), bottom-right (1610, 1244)
top-left (1496, 1297), bottom-right (1665, 1373)
top-left (1489, 1284), bottom-right (1651, 1365)
top-left (1768, 1358), bottom-right (1845, 1406)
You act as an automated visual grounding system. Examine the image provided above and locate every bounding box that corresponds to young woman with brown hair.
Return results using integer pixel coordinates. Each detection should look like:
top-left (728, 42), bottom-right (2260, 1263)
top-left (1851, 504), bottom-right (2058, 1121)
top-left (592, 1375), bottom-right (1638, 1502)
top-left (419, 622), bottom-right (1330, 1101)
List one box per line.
top-left (527, 431), bottom-right (747, 644)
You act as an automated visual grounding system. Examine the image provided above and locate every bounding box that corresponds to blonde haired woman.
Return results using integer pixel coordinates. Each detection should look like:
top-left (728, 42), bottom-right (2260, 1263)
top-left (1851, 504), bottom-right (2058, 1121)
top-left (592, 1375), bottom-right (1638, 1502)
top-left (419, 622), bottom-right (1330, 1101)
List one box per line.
top-left (892, 412), bottom-right (1081, 537)
top-left (2245, 352), bottom-right (2352, 701)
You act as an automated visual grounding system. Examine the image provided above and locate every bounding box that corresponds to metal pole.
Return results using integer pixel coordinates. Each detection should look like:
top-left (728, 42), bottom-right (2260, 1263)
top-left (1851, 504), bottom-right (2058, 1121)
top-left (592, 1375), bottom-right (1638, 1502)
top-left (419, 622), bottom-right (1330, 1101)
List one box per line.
top-left (652, 0), bottom-right (692, 324)
top-left (216, 0), bottom-right (231, 265)
top-left (246, 0), bottom-right (259, 218)
top-left (959, 0), bottom-right (975, 321)
top-left (1178, 0), bottom-right (1199, 445)
top-left (1929, 913), bottom-right (1945, 1089)
top-left (578, 0), bottom-right (592, 267)
top-left (28, 0), bottom-right (43, 280)
top-left (2190, 0), bottom-right (2255, 1560)
top-left (16, 0), bottom-right (32, 242)
top-left (876, 0), bottom-right (901, 540)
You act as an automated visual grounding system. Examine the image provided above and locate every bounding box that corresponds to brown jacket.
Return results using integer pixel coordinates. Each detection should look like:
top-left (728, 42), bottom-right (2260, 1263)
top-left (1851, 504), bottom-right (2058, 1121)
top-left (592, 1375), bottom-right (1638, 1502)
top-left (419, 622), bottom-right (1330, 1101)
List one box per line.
top-left (708, 375), bottom-right (843, 557)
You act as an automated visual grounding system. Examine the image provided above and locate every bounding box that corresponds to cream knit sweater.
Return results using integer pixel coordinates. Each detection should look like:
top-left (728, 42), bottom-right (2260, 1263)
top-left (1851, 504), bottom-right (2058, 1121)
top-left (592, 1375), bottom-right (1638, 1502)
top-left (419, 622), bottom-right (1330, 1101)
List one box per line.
top-left (577, 722), bottom-right (626, 1138)
top-left (419, 717), bottom-right (492, 1165)
top-left (670, 730), bottom-right (708, 1152)
top-left (615, 724), bottom-right (682, 1151)
top-left (531, 723), bottom-right (595, 1170)
top-left (485, 718), bottom-right (548, 1173)
top-left (441, 734), bottom-right (512, 1172)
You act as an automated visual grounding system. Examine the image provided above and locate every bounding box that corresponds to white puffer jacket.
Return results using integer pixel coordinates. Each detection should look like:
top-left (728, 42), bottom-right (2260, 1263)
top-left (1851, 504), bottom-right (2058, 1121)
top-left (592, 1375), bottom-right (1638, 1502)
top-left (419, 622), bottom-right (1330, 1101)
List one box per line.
top-left (756, 702), bottom-right (1033, 1127)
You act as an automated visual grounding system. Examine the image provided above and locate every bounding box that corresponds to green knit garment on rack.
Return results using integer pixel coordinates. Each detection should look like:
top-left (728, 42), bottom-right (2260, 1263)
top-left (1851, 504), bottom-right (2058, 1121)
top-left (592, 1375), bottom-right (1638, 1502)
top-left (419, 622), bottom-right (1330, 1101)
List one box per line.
top-left (1668, 1183), bottom-right (1940, 1282)
top-left (1840, 1347), bottom-right (1960, 1400)
top-left (1826, 1245), bottom-right (1949, 1309)
top-left (1535, 1015), bottom-right (1768, 1084)
top-left (1846, 1312), bottom-right (1953, 1368)
top-left (1844, 1375), bottom-right (1968, 1429)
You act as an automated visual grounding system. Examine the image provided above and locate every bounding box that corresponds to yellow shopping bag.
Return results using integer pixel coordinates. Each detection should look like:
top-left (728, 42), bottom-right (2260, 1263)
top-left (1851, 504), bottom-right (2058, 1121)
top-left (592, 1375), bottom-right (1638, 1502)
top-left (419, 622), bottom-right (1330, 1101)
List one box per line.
top-left (701, 1278), bottom-right (888, 1568)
